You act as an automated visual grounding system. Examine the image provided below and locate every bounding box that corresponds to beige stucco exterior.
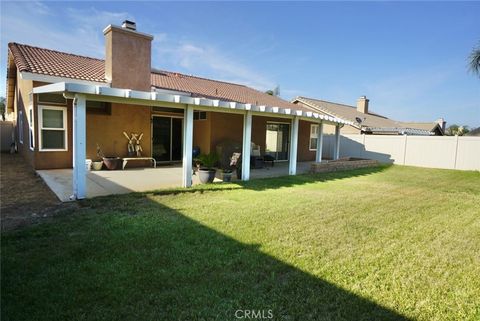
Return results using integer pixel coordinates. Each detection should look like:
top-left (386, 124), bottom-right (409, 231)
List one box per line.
top-left (11, 69), bottom-right (326, 170)
top-left (104, 25), bottom-right (153, 91)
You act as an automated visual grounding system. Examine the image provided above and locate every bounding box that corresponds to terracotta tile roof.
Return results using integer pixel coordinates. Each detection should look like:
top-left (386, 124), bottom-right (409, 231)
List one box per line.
top-left (150, 70), bottom-right (305, 110)
top-left (8, 43), bottom-right (106, 82)
top-left (8, 42), bottom-right (310, 112)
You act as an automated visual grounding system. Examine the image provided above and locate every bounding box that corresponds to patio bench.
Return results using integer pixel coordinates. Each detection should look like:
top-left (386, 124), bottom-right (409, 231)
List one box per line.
top-left (122, 157), bottom-right (157, 170)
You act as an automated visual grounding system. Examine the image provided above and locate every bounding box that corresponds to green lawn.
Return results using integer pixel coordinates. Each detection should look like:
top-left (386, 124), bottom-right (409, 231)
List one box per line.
top-left (2, 165), bottom-right (480, 321)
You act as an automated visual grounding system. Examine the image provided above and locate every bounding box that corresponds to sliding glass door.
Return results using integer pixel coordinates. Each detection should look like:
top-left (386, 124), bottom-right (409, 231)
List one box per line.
top-left (152, 116), bottom-right (183, 162)
top-left (265, 122), bottom-right (290, 161)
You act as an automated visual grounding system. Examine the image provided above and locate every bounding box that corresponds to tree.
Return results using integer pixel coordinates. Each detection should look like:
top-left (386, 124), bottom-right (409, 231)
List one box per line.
top-left (265, 86), bottom-right (280, 96)
top-left (468, 43), bottom-right (480, 77)
top-left (0, 97), bottom-right (5, 121)
top-left (446, 124), bottom-right (470, 136)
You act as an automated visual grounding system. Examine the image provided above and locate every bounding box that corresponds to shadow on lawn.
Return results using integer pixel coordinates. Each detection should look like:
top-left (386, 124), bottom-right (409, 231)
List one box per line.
top-left (151, 165), bottom-right (391, 196)
top-left (2, 184), bottom-right (409, 321)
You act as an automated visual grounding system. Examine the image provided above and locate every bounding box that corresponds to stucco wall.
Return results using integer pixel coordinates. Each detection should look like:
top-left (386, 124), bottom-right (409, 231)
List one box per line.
top-left (15, 71), bottom-right (34, 167)
top-left (206, 114), bottom-right (315, 162)
top-left (87, 103), bottom-right (152, 160)
top-left (193, 112), bottom-right (212, 154)
top-left (27, 81), bottom-right (73, 170)
top-left (209, 112), bottom-right (243, 151)
top-left (298, 120), bottom-right (316, 162)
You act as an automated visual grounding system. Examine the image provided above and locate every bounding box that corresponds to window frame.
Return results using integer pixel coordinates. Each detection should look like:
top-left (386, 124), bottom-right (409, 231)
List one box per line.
top-left (28, 105), bottom-right (35, 150)
top-left (309, 124), bottom-right (319, 151)
top-left (193, 111), bottom-right (207, 121)
top-left (38, 105), bottom-right (68, 152)
top-left (18, 110), bottom-right (24, 144)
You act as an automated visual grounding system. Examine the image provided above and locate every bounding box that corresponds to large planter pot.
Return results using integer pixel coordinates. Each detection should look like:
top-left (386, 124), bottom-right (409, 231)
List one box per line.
top-left (102, 157), bottom-right (122, 170)
top-left (236, 167), bottom-right (242, 180)
top-left (198, 168), bottom-right (216, 184)
top-left (92, 161), bottom-right (103, 171)
top-left (222, 171), bottom-right (232, 182)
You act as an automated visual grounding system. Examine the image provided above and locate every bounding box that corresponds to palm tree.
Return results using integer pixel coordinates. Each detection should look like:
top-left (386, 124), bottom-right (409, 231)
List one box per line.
top-left (468, 43), bottom-right (480, 77)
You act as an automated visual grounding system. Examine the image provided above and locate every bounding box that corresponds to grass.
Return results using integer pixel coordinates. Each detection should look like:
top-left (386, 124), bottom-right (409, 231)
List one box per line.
top-left (2, 165), bottom-right (480, 321)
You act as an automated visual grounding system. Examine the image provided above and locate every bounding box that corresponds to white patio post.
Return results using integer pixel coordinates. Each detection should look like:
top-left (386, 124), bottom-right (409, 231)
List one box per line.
top-left (182, 105), bottom-right (194, 187)
top-left (315, 122), bottom-right (324, 163)
top-left (73, 94), bottom-right (86, 199)
top-left (241, 111), bottom-right (252, 180)
top-left (334, 124), bottom-right (341, 160)
top-left (289, 117), bottom-right (299, 175)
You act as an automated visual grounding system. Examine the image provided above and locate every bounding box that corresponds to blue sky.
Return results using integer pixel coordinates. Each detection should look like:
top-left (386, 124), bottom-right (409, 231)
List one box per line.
top-left (1, 1), bottom-right (479, 127)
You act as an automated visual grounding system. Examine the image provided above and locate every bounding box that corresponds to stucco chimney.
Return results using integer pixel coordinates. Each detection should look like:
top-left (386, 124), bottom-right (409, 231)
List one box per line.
top-left (357, 96), bottom-right (369, 114)
top-left (104, 21), bottom-right (153, 91)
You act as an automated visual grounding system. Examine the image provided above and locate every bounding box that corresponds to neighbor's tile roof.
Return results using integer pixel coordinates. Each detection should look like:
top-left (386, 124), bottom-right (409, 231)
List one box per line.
top-left (294, 96), bottom-right (440, 134)
top-left (293, 96), bottom-right (399, 129)
top-left (398, 122), bottom-right (439, 132)
top-left (8, 42), bottom-right (310, 111)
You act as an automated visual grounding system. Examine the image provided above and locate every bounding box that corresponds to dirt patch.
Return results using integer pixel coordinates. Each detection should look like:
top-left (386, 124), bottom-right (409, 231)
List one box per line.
top-left (1, 153), bottom-right (77, 231)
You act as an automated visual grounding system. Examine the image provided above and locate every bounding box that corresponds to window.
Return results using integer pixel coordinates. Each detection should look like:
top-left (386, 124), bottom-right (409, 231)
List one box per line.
top-left (309, 124), bottom-right (319, 150)
top-left (86, 101), bottom-right (111, 115)
top-left (18, 110), bottom-right (23, 144)
top-left (28, 106), bottom-right (35, 150)
top-left (193, 111), bottom-right (207, 120)
top-left (37, 93), bottom-right (67, 105)
top-left (38, 106), bottom-right (67, 151)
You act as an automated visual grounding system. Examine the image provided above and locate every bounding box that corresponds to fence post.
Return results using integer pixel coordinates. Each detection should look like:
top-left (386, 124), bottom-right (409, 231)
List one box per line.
top-left (403, 134), bottom-right (408, 165)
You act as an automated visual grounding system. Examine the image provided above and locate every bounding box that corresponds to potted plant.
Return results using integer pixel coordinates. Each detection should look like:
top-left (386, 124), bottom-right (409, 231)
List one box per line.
top-left (92, 144), bottom-right (104, 170)
top-left (221, 169), bottom-right (233, 182)
top-left (97, 143), bottom-right (121, 170)
top-left (195, 152), bottom-right (219, 184)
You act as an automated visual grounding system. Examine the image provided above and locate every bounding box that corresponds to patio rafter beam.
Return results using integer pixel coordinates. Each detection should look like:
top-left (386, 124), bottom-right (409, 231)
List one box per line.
top-left (32, 82), bottom-right (352, 126)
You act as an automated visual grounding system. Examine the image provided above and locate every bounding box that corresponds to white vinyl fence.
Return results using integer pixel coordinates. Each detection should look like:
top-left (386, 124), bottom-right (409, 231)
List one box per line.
top-left (322, 134), bottom-right (480, 171)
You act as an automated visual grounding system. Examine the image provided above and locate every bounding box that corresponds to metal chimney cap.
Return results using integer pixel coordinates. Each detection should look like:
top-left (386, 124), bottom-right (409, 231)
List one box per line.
top-left (122, 20), bottom-right (136, 30)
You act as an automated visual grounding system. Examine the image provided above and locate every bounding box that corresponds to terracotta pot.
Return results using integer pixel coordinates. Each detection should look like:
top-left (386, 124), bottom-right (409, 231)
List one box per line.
top-left (102, 157), bottom-right (122, 170)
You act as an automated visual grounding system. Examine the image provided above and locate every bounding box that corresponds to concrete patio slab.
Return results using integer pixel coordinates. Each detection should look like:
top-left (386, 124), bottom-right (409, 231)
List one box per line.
top-left (37, 162), bottom-right (313, 202)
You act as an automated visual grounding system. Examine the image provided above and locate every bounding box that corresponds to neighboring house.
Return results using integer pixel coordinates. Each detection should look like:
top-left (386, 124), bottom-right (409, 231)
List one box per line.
top-left (5, 21), bottom-right (348, 198)
top-left (465, 127), bottom-right (480, 136)
top-left (292, 96), bottom-right (445, 136)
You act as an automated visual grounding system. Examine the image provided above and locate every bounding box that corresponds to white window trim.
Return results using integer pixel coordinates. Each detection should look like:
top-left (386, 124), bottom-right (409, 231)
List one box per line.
top-left (28, 105), bottom-right (35, 151)
top-left (309, 124), bottom-right (319, 151)
top-left (38, 105), bottom-right (68, 152)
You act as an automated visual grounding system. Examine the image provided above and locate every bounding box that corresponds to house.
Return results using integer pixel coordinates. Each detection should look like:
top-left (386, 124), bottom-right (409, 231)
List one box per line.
top-left (465, 127), bottom-right (480, 136)
top-left (5, 21), bottom-right (349, 199)
top-left (292, 96), bottom-right (445, 136)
